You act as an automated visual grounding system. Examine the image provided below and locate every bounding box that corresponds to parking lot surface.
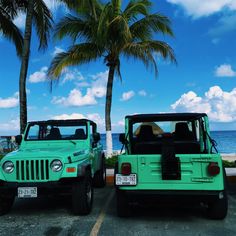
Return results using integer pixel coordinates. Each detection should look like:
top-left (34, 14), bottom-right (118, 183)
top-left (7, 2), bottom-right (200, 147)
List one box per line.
top-left (1, 184), bottom-right (236, 236)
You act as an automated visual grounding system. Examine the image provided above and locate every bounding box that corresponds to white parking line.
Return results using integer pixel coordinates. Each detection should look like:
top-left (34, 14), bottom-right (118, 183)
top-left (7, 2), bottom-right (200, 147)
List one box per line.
top-left (90, 190), bottom-right (115, 236)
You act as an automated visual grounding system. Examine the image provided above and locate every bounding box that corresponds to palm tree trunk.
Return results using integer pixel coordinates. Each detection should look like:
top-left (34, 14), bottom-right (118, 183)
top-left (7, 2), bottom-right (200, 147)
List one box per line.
top-left (19, 0), bottom-right (34, 134)
top-left (105, 65), bottom-right (115, 157)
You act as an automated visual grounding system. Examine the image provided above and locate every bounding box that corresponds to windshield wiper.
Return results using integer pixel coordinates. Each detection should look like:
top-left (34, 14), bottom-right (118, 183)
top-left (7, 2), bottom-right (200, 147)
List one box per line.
top-left (69, 140), bottom-right (76, 145)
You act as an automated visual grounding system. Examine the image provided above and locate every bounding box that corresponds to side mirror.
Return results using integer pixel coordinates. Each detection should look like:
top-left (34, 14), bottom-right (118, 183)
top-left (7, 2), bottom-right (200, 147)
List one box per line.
top-left (119, 133), bottom-right (126, 144)
top-left (93, 132), bottom-right (101, 143)
top-left (15, 135), bottom-right (22, 145)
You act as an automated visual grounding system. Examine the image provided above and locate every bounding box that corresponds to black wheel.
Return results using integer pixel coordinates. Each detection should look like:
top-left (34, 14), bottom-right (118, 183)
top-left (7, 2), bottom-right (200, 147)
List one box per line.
top-left (93, 156), bottom-right (106, 188)
top-left (72, 172), bottom-right (94, 215)
top-left (0, 194), bottom-right (15, 216)
top-left (116, 189), bottom-right (130, 217)
top-left (114, 162), bottom-right (118, 186)
top-left (207, 190), bottom-right (228, 220)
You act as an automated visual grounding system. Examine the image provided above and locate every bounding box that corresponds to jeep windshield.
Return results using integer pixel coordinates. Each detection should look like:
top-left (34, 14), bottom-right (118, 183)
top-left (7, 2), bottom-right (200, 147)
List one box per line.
top-left (126, 113), bottom-right (209, 154)
top-left (25, 120), bottom-right (89, 141)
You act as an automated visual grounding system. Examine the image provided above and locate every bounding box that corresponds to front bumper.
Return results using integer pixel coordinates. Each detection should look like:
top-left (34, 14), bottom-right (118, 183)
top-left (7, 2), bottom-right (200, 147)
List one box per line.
top-left (0, 178), bottom-right (80, 196)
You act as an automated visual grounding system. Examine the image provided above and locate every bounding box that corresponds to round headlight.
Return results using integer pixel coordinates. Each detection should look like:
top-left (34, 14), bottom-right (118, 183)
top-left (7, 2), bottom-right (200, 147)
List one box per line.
top-left (3, 161), bottom-right (14, 173)
top-left (50, 159), bottom-right (62, 172)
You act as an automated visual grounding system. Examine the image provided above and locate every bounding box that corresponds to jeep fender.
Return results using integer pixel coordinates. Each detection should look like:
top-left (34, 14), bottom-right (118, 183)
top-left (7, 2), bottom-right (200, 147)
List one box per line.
top-left (99, 153), bottom-right (105, 169)
top-left (77, 164), bottom-right (92, 177)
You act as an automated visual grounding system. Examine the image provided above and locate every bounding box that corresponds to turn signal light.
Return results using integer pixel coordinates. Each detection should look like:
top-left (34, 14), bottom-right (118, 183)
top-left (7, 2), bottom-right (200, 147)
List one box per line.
top-left (208, 162), bottom-right (220, 176)
top-left (66, 167), bottom-right (76, 173)
top-left (121, 163), bottom-right (131, 175)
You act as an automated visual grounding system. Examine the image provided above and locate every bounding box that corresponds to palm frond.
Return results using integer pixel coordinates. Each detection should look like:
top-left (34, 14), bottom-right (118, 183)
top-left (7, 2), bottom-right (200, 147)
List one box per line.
top-left (123, 0), bottom-right (151, 22)
top-left (48, 43), bottom-right (101, 80)
top-left (115, 58), bottom-right (122, 81)
top-left (59, 0), bottom-right (102, 18)
top-left (147, 40), bottom-right (176, 64)
top-left (111, 0), bottom-right (121, 16)
top-left (130, 14), bottom-right (174, 41)
top-left (33, 0), bottom-right (53, 50)
top-left (108, 15), bottom-right (132, 48)
top-left (123, 40), bottom-right (176, 77)
top-left (0, 10), bottom-right (23, 57)
top-left (0, 0), bottom-right (26, 18)
top-left (54, 14), bottom-right (96, 43)
top-left (97, 3), bottom-right (112, 45)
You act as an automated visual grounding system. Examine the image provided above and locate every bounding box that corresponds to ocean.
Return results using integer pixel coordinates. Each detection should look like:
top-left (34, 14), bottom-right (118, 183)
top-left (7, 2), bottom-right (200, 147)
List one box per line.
top-left (100, 131), bottom-right (236, 154)
top-left (1, 131), bottom-right (235, 154)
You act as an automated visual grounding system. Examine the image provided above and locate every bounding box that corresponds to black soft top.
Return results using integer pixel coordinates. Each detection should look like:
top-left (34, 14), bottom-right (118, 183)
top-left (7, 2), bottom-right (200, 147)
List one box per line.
top-left (28, 119), bottom-right (96, 127)
top-left (126, 113), bottom-right (207, 123)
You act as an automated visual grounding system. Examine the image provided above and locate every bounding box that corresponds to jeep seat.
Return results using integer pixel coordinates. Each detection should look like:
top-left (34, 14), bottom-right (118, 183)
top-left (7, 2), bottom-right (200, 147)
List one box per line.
top-left (46, 127), bottom-right (62, 140)
top-left (136, 125), bottom-right (156, 142)
top-left (74, 128), bottom-right (86, 139)
top-left (174, 122), bottom-right (194, 141)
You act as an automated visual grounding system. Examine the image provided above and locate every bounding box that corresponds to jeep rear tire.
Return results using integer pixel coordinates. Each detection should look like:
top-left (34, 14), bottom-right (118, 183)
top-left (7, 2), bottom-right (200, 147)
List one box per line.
top-left (93, 156), bottom-right (106, 188)
top-left (207, 190), bottom-right (228, 220)
top-left (72, 173), bottom-right (93, 215)
top-left (116, 189), bottom-right (130, 217)
top-left (0, 194), bottom-right (15, 216)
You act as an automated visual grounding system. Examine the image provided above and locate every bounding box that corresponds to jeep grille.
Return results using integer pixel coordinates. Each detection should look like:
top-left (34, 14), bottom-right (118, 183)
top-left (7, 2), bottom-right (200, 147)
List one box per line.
top-left (16, 160), bottom-right (49, 181)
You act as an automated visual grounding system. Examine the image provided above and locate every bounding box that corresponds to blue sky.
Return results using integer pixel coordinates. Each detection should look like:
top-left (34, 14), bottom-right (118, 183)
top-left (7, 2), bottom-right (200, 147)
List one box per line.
top-left (0, 0), bottom-right (236, 135)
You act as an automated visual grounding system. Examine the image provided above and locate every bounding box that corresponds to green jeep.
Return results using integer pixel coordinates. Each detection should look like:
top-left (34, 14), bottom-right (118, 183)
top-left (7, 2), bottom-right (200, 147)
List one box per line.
top-left (0, 119), bottom-right (106, 215)
top-left (115, 113), bottom-right (228, 219)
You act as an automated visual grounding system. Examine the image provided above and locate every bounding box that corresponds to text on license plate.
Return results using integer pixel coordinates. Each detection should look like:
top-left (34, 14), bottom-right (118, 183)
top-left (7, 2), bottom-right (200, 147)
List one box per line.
top-left (116, 174), bottom-right (137, 185)
top-left (18, 187), bottom-right (37, 198)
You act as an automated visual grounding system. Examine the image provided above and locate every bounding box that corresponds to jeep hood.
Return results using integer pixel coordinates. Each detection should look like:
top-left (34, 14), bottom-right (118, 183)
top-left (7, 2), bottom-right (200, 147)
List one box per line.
top-left (2, 144), bottom-right (88, 162)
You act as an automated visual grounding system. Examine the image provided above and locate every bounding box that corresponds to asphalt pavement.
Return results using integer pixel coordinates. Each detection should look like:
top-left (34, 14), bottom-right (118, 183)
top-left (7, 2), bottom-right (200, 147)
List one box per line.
top-left (1, 183), bottom-right (236, 236)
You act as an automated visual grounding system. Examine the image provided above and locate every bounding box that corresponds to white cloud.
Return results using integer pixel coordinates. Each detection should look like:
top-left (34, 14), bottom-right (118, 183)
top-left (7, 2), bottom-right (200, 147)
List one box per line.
top-left (0, 93), bottom-right (19, 108)
top-left (29, 67), bottom-right (48, 83)
top-left (117, 120), bottom-right (125, 126)
top-left (171, 91), bottom-right (211, 113)
top-left (52, 70), bottom-right (108, 107)
top-left (14, 1), bottom-right (63, 29)
top-left (52, 113), bottom-right (86, 120)
top-left (61, 69), bottom-right (85, 84)
top-left (0, 119), bottom-right (19, 134)
top-left (51, 46), bottom-right (65, 57)
top-left (167, 0), bottom-right (236, 18)
top-left (215, 64), bottom-right (236, 77)
top-left (13, 13), bottom-right (26, 29)
top-left (138, 90), bottom-right (147, 97)
top-left (75, 81), bottom-right (90, 88)
top-left (44, 0), bottom-right (63, 11)
top-left (87, 113), bottom-right (104, 126)
top-left (90, 71), bottom-right (108, 98)
top-left (90, 70), bottom-right (108, 81)
top-left (120, 91), bottom-right (135, 101)
top-left (52, 113), bottom-right (104, 129)
top-left (171, 86), bottom-right (236, 122)
top-left (52, 88), bottom-right (97, 107)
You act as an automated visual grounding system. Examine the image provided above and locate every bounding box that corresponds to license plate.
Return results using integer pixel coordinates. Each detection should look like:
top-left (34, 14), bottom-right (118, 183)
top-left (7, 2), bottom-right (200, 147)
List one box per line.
top-left (116, 174), bottom-right (137, 185)
top-left (18, 187), bottom-right (37, 198)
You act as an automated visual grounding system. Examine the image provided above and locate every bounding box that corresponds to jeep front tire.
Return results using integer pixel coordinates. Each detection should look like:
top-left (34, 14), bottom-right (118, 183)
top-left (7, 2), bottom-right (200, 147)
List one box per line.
top-left (93, 156), bottom-right (106, 188)
top-left (0, 194), bottom-right (15, 215)
top-left (72, 172), bottom-right (93, 215)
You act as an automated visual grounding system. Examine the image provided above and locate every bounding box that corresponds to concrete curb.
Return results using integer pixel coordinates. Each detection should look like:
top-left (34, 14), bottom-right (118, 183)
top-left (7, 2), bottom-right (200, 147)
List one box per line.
top-left (106, 168), bottom-right (236, 185)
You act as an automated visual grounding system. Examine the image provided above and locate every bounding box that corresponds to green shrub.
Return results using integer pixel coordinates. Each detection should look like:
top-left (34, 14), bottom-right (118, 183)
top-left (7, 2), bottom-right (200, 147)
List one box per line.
top-left (105, 155), bottom-right (118, 168)
top-left (223, 160), bottom-right (236, 168)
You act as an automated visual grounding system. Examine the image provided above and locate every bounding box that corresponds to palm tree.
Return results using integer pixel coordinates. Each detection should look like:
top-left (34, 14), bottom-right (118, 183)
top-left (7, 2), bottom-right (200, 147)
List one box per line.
top-left (0, 0), bottom-right (24, 57)
top-left (18, 0), bottom-right (53, 133)
top-left (48, 0), bottom-right (176, 157)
